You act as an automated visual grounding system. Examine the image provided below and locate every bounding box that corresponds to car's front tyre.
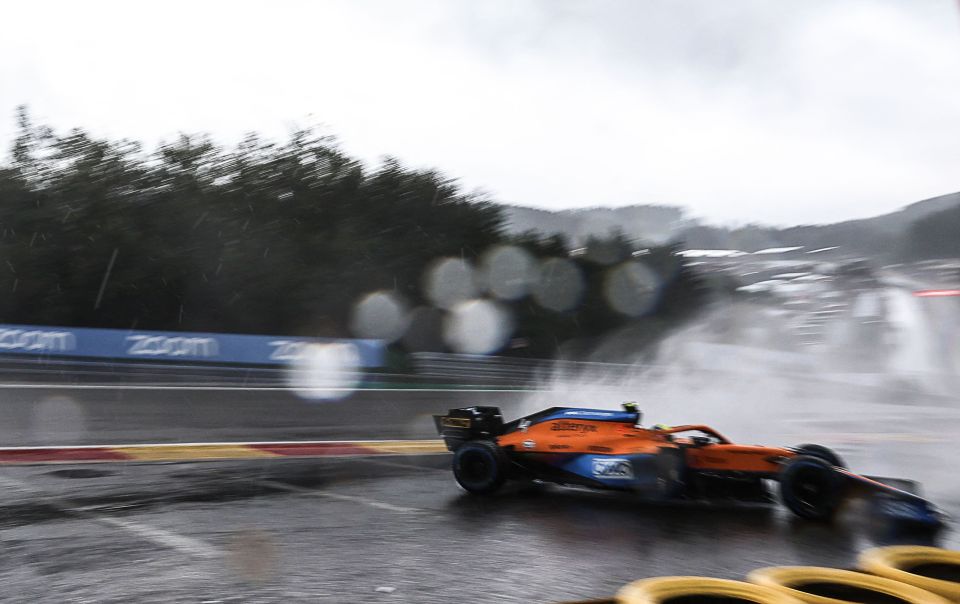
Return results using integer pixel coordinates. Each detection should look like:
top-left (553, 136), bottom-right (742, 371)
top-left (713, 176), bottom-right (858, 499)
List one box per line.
top-left (792, 443), bottom-right (846, 468)
top-left (779, 455), bottom-right (845, 521)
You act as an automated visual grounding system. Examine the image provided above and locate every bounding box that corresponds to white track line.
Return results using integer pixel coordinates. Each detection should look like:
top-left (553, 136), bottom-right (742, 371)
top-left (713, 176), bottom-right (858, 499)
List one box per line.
top-left (257, 479), bottom-right (422, 514)
top-left (95, 516), bottom-right (219, 558)
top-left (0, 383), bottom-right (544, 392)
top-left (0, 475), bottom-right (219, 558)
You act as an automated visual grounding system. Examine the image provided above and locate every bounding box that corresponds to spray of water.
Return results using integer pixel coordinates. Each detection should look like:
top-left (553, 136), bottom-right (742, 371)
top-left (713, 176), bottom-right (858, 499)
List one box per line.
top-left (521, 292), bottom-right (960, 505)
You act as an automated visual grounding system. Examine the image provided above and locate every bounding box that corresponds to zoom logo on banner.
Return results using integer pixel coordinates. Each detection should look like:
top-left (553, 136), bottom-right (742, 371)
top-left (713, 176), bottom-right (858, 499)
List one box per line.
top-left (0, 323), bottom-right (385, 367)
top-left (125, 335), bottom-right (220, 358)
top-left (0, 328), bottom-right (76, 352)
top-left (268, 340), bottom-right (360, 364)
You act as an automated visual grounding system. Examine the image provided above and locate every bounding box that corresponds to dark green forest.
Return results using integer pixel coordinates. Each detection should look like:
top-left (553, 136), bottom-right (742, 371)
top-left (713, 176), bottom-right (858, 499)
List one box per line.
top-left (0, 108), bottom-right (707, 359)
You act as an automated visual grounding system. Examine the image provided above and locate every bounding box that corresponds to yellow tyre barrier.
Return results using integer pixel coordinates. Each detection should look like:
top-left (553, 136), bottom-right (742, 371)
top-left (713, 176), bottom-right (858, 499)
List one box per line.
top-left (747, 566), bottom-right (949, 604)
top-left (617, 576), bottom-right (804, 604)
top-left (860, 547), bottom-right (960, 603)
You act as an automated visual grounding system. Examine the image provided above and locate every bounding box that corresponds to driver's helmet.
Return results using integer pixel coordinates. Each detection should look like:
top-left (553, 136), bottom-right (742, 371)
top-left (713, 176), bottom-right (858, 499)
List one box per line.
top-left (622, 402), bottom-right (643, 426)
top-left (652, 424), bottom-right (671, 431)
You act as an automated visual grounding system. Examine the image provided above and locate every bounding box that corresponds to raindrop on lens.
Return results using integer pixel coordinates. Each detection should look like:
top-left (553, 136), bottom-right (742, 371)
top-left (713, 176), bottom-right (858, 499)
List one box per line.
top-left (350, 291), bottom-right (410, 342)
top-left (443, 299), bottom-right (513, 355)
top-left (286, 343), bottom-right (362, 401)
top-left (532, 258), bottom-right (585, 312)
top-left (32, 396), bottom-right (86, 443)
top-left (424, 258), bottom-right (478, 310)
top-left (480, 245), bottom-right (536, 301)
top-left (604, 261), bottom-right (661, 317)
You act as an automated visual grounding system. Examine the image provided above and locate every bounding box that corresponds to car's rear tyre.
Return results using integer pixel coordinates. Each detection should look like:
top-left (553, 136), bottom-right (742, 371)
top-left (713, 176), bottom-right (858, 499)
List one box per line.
top-left (792, 443), bottom-right (846, 468)
top-left (452, 440), bottom-right (507, 495)
top-left (780, 455), bottom-right (845, 521)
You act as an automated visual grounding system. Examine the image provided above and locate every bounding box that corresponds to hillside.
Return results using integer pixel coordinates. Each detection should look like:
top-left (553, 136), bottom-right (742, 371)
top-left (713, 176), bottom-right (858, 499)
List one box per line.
top-left (504, 192), bottom-right (960, 259)
top-left (504, 204), bottom-right (686, 246)
top-left (775, 191), bottom-right (960, 257)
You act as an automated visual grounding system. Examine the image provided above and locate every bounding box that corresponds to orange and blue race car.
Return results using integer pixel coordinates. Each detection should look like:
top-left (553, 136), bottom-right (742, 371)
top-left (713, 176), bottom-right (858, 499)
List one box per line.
top-left (434, 403), bottom-right (944, 528)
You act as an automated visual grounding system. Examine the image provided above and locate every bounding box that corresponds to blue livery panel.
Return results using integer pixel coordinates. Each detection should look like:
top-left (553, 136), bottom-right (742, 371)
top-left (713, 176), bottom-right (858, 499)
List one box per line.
top-left (536, 408), bottom-right (639, 425)
top-left (549, 453), bottom-right (659, 489)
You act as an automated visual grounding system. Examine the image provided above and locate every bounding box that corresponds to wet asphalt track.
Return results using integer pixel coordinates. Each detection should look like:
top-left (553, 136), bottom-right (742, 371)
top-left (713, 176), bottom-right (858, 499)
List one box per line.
top-left (0, 385), bottom-right (532, 447)
top-left (2, 384), bottom-right (960, 603)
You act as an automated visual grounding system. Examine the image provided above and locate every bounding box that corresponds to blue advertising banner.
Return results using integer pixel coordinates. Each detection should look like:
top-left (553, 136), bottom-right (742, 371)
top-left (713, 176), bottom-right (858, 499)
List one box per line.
top-left (0, 324), bottom-right (385, 367)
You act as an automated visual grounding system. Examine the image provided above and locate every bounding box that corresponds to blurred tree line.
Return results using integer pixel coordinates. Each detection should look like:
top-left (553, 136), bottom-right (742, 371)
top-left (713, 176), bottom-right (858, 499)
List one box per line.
top-left (0, 107), bottom-right (707, 359)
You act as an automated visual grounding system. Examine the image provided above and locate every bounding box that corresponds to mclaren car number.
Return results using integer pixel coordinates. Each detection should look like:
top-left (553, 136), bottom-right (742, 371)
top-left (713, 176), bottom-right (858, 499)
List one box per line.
top-left (441, 417), bottom-right (471, 429)
top-left (592, 458), bottom-right (634, 480)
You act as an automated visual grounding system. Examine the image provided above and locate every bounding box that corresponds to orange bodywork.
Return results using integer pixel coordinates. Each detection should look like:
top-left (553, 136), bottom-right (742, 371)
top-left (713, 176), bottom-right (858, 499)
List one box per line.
top-left (497, 418), bottom-right (794, 474)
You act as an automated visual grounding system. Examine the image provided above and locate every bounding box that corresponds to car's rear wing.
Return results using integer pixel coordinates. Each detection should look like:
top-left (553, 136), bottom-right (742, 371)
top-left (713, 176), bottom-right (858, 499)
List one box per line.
top-left (434, 406), bottom-right (504, 451)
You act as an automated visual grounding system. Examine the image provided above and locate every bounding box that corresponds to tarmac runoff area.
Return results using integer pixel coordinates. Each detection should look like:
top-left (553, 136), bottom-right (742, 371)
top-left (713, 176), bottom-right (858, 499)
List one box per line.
top-left (1, 387), bottom-right (959, 602)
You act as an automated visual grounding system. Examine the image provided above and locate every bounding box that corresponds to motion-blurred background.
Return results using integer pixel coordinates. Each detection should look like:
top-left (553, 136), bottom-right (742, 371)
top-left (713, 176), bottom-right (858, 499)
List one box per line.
top-left (2, 1), bottom-right (960, 601)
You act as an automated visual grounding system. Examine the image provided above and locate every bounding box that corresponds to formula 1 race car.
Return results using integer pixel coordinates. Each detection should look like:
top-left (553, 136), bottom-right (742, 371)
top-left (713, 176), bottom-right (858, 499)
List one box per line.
top-left (434, 404), bottom-right (944, 528)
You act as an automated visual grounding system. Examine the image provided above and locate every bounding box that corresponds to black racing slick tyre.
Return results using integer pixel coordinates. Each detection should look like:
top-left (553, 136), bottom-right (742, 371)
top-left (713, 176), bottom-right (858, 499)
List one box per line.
top-left (779, 455), bottom-right (845, 521)
top-left (452, 440), bottom-right (507, 495)
top-left (792, 444), bottom-right (846, 468)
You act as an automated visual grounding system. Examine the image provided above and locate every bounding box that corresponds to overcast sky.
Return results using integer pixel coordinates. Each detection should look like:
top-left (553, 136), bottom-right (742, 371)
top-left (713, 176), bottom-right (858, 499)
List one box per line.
top-left (3, 0), bottom-right (960, 225)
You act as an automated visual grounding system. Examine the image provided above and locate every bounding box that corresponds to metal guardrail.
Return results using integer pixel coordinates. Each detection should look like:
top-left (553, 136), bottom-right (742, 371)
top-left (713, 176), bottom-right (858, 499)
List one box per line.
top-left (1, 349), bottom-right (955, 401)
top-left (410, 352), bottom-right (654, 385)
top-left (0, 355), bottom-right (420, 388)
